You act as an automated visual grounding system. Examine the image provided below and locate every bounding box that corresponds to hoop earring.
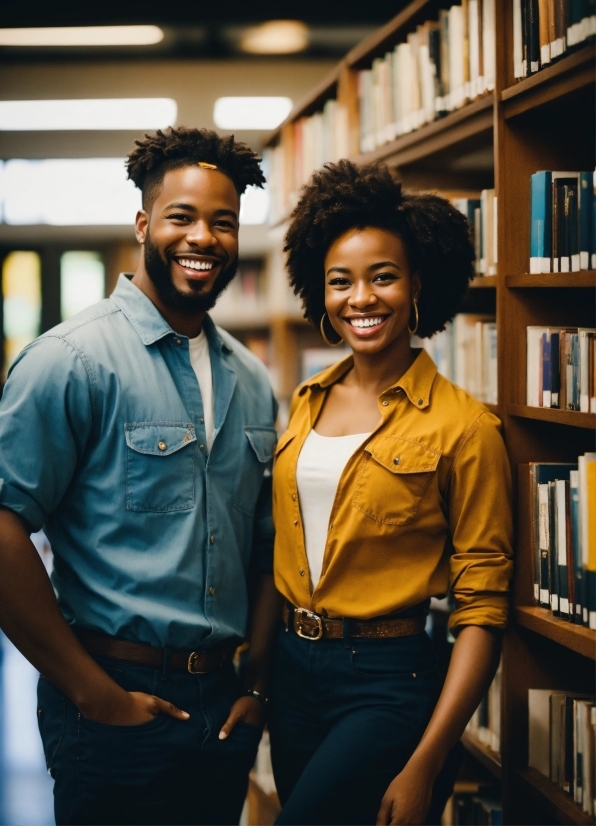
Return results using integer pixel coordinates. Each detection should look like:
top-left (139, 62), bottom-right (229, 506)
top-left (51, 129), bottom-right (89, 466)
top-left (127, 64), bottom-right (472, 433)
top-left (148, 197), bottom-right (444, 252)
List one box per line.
top-left (407, 300), bottom-right (419, 335)
top-left (320, 313), bottom-right (343, 346)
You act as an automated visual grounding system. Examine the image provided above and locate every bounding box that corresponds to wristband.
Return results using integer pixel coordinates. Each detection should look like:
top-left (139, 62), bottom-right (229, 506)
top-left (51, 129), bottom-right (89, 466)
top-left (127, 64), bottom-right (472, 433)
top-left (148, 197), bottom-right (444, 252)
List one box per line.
top-left (246, 688), bottom-right (269, 706)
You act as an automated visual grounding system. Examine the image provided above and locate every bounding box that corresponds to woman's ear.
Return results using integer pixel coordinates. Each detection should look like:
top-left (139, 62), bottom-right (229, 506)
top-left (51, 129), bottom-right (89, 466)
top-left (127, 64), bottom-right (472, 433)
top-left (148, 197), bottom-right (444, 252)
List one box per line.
top-left (412, 272), bottom-right (422, 303)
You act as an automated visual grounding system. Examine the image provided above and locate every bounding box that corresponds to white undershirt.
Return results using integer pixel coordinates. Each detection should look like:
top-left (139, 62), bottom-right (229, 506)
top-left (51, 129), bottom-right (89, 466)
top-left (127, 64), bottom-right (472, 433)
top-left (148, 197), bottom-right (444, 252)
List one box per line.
top-left (296, 429), bottom-right (370, 589)
top-left (188, 329), bottom-right (215, 450)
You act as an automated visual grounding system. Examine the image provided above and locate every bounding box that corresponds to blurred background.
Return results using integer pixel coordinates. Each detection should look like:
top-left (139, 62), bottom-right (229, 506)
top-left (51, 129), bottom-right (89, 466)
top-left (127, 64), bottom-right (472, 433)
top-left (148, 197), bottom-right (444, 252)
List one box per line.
top-left (0, 3), bottom-right (405, 824)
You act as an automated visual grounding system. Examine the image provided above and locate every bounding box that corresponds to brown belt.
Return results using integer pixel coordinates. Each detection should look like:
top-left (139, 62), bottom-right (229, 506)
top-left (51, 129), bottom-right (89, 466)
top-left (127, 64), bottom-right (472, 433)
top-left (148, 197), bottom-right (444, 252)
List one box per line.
top-left (76, 628), bottom-right (238, 674)
top-left (282, 604), bottom-right (426, 641)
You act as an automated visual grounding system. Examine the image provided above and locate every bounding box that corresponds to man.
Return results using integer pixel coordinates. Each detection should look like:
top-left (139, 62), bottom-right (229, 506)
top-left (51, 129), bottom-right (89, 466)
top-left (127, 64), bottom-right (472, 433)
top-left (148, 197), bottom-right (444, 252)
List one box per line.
top-left (0, 127), bottom-right (280, 825)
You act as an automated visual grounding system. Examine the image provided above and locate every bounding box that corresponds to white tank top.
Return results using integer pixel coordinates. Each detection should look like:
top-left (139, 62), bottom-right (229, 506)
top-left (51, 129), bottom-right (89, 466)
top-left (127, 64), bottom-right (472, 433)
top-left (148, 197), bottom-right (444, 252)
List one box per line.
top-left (296, 429), bottom-right (370, 589)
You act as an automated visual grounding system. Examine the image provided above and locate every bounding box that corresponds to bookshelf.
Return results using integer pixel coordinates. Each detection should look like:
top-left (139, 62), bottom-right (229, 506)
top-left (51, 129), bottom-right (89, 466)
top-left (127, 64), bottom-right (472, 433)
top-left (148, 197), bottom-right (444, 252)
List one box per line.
top-left (249, 1), bottom-right (596, 823)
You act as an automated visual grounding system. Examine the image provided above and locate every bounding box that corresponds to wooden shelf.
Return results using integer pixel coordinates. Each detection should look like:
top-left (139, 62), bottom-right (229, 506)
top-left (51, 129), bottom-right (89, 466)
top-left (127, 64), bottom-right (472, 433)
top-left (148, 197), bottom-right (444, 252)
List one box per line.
top-left (515, 768), bottom-right (595, 826)
top-left (461, 733), bottom-right (502, 780)
top-left (470, 275), bottom-right (498, 288)
top-left (506, 272), bottom-right (596, 288)
top-left (507, 404), bottom-right (596, 430)
top-left (502, 45), bottom-right (596, 119)
top-left (352, 93), bottom-right (494, 168)
top-left (515, 607), bottom-right (596, 660)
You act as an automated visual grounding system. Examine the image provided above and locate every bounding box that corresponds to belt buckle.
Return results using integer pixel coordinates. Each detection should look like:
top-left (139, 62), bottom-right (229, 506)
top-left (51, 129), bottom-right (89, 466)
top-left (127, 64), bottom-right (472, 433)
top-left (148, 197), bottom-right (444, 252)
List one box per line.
top-left (294, 608), bottom-right (324, 641)
top-left (187, 651), bottom-right (208, 674)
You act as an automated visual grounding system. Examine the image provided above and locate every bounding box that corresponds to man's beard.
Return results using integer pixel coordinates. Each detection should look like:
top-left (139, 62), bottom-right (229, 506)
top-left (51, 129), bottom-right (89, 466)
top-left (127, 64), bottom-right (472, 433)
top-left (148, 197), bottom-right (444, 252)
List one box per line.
top-left (144, 231), bottom-right (238, 314)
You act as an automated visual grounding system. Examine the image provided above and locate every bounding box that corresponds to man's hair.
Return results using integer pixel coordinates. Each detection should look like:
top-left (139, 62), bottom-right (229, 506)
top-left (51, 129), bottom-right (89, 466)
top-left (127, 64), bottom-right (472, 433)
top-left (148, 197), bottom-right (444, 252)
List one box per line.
top-left (284, 160), bottom-right (475, 338)
top-left (126, 126), bottom-right (266, 210)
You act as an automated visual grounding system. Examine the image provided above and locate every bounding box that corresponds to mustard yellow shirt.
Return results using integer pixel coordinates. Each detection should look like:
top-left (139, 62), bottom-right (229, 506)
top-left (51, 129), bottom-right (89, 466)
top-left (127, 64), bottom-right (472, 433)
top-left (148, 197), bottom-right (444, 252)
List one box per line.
top-left (273, 349), bottom-right (513, 634)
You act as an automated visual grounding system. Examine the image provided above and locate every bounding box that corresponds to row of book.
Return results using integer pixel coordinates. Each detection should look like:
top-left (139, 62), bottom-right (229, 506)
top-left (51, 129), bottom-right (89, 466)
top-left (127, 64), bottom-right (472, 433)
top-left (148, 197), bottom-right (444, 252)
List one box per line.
top-left (530, 171), bottom-right (595, 273)
top-left (513, 0), bottom-right (596, 79)
top-left (453, 190), bottom-right (498, 276)
top-left (466, 661), bottom-right (501, 753)
top-left (528, 454), bottom-right (596, 629)
top-left (526, 326), bottom-right (596, 412)
top-left (446, 786), bottom-right (502, 825)
top-left (358, 0), bottom-right (496, 154)
top-left (529, 689), bottom-right (595, 815)
top-left (211, 260), bottom-right (268, 323)
top-left (267, 99), bottom-right (349, 222)
top-left (414, 314), bottom-right (498, 405)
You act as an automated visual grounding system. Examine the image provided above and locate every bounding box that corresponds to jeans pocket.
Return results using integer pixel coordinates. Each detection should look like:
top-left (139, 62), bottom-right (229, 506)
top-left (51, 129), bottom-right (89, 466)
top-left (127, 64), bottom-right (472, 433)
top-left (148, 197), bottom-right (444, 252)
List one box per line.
top-left (37, 676), bottom-right (67, 775)
top-left (350, 634), bottom-right (438, 676)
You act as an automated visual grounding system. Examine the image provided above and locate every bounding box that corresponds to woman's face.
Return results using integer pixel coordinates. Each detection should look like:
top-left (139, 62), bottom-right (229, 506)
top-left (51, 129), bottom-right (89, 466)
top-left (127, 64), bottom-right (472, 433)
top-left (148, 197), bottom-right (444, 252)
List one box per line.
top-left (324, 227), bottom-right (420, 357)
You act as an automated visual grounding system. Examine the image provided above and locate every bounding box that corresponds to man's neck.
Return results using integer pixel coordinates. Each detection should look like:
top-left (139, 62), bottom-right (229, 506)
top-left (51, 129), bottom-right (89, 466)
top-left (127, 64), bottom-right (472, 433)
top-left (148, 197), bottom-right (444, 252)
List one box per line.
top-left (131, 269), bottom-right (205, 339)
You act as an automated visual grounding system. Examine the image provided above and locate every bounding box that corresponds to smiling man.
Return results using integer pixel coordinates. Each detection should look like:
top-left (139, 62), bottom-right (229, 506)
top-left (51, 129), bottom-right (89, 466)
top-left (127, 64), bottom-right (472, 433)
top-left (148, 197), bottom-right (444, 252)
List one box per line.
top-left (0, 128), bottom-right (280, 825)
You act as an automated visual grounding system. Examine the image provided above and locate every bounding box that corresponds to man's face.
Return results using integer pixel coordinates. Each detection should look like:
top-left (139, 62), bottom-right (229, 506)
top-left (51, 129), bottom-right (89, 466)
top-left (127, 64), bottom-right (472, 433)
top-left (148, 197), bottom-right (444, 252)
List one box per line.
top-left (136, 165), bottom-right (240, 314)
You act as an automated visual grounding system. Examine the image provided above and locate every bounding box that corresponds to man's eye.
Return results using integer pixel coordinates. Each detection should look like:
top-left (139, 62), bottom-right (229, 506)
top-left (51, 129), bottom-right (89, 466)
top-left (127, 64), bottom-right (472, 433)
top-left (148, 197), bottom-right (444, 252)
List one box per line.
top-left (214, 220), bottom-right (235, 229)
top-left (168, 213), bottom-right (191, 221)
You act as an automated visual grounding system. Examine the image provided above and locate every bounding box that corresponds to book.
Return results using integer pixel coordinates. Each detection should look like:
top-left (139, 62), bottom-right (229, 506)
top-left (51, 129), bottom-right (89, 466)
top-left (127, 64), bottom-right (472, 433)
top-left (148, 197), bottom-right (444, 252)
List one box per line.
top-left (530, 171), bottom-right (553, 272)
top-left (578, 453), bottom-right (596, 628)
top-left (527, 326), bottom-right (593, 410)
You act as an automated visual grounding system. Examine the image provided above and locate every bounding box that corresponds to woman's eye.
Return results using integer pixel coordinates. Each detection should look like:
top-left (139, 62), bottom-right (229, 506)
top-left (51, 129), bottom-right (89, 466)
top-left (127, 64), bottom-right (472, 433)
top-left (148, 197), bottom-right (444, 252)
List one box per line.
top-left (329, 277), bottom-right (351, 286)
top-left (373, 272), bottom-right (398, 282)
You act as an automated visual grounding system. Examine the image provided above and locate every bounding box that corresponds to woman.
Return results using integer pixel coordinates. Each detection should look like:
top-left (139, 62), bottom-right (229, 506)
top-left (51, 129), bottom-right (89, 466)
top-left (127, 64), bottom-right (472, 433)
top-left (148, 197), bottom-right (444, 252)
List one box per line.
top-left (269, 161), bottom-right (513, 826)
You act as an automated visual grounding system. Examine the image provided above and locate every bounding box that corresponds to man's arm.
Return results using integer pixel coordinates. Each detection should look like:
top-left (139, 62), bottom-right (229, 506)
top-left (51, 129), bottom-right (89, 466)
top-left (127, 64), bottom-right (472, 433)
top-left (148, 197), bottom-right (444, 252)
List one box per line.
top-left (0, 508), bottom-right (190, 725)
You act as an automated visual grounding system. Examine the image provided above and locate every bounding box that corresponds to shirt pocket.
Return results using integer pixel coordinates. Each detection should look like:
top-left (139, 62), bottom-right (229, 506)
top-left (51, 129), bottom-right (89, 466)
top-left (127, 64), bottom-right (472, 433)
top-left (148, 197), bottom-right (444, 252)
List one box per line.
top-left (124, 422), bottom-right (196, 513)
top-left (234, 426), bottom-right (278, 516)
top-left (352, 436), bottom-right (440, 526)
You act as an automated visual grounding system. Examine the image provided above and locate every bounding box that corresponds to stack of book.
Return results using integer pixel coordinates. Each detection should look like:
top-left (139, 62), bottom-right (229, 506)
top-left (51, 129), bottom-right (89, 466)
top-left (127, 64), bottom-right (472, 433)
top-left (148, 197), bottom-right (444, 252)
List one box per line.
top-left (526, 327), bottom-right (596, 411)
top-left (444, 784), bottom-right (502, 825)
top-left (529, 689), bottom-right (595, 815)
top-left (530, 171), bottom-right (595, 273)
top-left (466, 661), bottom-right (502, 753)
top-left (513, 0), bottom-right (596, 80)
top-left (358, 0), bottom-right (496, 154)
top-left (453, 190), bottom-right (498, 276)
top-left (527, 454), bottom-right (596, 629)
top-left (415, 314), bottom-right (497, 404)
top-left (267, 98), bottom-right (349, 223)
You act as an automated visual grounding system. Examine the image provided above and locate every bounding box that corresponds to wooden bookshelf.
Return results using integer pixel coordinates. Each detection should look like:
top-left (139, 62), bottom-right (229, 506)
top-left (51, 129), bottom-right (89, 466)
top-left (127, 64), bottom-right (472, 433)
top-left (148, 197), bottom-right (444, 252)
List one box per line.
top-left (258, 1), bottom-right (596, 823)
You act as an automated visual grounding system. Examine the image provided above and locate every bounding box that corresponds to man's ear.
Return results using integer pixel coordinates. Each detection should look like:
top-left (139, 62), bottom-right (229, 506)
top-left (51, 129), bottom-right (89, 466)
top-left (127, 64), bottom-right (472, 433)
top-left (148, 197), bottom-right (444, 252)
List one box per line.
top-left (135, 209), bottom-right (149, 245)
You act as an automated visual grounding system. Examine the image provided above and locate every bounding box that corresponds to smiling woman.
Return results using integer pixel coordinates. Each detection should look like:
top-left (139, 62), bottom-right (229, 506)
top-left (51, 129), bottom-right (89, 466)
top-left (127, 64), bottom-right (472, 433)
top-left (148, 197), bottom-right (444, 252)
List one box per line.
top-left (269, 160), bottom-right (513, 826)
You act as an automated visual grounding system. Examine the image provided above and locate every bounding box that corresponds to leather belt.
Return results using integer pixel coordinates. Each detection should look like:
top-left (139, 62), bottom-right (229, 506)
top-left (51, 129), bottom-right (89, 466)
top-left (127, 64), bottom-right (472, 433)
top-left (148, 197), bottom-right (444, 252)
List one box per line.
top-left (76, 628), bottom-right (238, 674)
top-left (282, 604), bottom-right (426, 641)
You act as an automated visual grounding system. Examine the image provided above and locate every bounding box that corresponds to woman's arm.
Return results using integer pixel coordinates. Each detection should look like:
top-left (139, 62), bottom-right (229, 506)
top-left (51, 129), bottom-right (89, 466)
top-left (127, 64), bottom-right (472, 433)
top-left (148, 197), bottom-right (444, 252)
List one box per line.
top-left (376, 624), bottom-right (501, 826)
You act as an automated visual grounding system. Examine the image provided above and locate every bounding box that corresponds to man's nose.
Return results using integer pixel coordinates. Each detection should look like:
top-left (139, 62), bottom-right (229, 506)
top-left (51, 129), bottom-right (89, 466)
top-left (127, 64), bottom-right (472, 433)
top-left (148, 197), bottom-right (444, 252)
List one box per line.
top-left (186, 220), bottom-right (217, 248)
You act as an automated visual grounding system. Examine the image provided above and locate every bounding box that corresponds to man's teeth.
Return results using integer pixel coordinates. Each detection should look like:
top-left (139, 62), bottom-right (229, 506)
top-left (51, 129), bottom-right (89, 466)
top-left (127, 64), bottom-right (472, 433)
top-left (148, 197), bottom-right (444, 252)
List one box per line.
top-left (349, 317), bottom-right (384, 328)
top-left (178, 259), bottom-right (214, 271)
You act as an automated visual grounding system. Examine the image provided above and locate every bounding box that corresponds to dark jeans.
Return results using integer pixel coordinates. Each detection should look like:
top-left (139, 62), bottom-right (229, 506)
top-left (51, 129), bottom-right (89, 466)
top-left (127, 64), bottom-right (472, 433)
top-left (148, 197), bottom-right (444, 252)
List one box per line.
top-left (269, 623), bottom-right (461, 826)
top-left (37, 656), bottom-right (262, 826)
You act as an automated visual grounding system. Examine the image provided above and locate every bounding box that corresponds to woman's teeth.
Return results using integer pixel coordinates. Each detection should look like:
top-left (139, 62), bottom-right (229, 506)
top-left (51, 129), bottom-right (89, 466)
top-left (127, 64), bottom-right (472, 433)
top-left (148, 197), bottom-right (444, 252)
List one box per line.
top-left (348, 317), bottom-right (384, 328)
top-left (179, 259), bottom-right (214, 271)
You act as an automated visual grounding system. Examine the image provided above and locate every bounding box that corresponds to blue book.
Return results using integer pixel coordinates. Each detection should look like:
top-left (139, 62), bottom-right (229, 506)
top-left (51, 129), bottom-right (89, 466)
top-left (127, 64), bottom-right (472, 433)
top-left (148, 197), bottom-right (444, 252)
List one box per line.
top-left (579, 172), bottom-right (591, 270)
top-left (530, 171), bottom-right (552, 273)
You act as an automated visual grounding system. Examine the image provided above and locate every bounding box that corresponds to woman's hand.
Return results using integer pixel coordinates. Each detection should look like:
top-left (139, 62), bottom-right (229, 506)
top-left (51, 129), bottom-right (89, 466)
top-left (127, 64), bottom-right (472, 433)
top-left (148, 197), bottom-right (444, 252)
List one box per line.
top-left (218, 695), bottom-right (266, 739)
top-left (376, 761), bottom-right (433, 826)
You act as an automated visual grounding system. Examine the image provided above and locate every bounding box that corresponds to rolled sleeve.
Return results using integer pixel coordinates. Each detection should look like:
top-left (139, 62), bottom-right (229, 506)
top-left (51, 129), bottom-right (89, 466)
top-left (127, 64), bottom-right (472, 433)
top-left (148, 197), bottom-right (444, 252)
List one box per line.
top-left (0, 335), bottom-right (93, 532)
top-left (447, 412), bottom-right (513, 634)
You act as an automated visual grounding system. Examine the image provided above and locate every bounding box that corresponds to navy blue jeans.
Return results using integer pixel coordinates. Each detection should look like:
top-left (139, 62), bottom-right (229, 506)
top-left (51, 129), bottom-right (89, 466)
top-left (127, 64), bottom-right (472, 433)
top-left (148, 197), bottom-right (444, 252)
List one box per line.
top-left (270, 623), bottom-right (459, 826)
top-left (37, 656), bottom-right (262, 825)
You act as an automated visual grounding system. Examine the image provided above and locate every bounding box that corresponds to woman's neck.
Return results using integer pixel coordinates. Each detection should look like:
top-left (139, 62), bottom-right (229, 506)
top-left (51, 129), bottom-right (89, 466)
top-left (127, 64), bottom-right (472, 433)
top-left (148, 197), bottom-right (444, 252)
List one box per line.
top-left (346, 340), bottom-right (417, 396)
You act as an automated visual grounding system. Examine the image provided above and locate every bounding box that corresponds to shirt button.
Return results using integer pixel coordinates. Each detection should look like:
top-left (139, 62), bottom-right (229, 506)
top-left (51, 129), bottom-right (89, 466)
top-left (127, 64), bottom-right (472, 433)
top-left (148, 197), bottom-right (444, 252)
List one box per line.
top-left (418, 399), bottom-right (423, 405)
top-left (292, 494), bottom-right (297, 501)
top-left (175, 338), bottom-right (182, 345)
top-left (329, 523), bottom-right (333, 530)
top-left (158, 441), bottom-right (167, 451)
top-left (210, 535), bottom-right (215, 544)
top-left (393, 457), bottom-right (401, 465)
top-left (299, 569), bottom-right (305, 576)
top-left (209, 586), bottom-right (215, 596)
top-left (382, 400), bottom-right (389, 406)
top-left (200, 418), bottom-right (205, 424)
top-left (293, 520), bottom-right (298, 526)
top-left (199, 444), bottom-right (205, 450)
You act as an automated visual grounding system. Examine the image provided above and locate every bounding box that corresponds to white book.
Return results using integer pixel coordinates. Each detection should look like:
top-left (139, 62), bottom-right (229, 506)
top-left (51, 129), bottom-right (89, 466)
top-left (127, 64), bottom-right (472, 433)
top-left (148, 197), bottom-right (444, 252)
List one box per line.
top-left (449, 5), bottom-right (465, 110)
top-left (469, 0), bottom-right (481, 94)
top-left (528, 689), bottom-right (552, 777)
top-left (482, 0), bottom-right (496, 90)
top-left (527, 326), bottom-right (548, 407)
top-left (555, 479), bottom-right (569, 616)
top-left (513, 0), bottom-right (525, 78)
top-left (578, 330), bottom-right (596, 413)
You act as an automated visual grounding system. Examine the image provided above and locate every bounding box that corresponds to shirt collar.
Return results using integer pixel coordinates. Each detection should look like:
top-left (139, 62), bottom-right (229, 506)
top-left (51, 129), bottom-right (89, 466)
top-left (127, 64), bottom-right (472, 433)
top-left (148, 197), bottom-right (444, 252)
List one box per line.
top-left (298, 348), bottom-right (437, 410)
top-left (110, 273), bottom-right (232, 354)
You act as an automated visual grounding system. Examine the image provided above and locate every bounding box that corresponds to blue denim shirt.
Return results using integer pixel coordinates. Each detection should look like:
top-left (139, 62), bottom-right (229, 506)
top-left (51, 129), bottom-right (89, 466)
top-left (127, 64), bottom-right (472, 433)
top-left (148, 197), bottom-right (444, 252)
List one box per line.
top-left (0, 275), bottom-right (277, 649)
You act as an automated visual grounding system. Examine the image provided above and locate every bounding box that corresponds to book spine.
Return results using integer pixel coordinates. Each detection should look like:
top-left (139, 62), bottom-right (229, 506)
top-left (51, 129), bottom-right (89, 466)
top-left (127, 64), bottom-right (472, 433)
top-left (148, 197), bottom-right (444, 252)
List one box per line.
top-left (556, 478), bottom-right (570, 619)
top-left (570, 470), bottom-right (584, 624)
top-left (579, 172), bottom-right (591, 270)
top-left (514, 0), bottom-right (525, 76)
top-left (530, 172), bottom-right (553, 272)
top-left (549, 481), bottom-right (560, 615)
top-left (538, 0), bottom-right (552, 64)
top-left (538, 482), bottom-right (552, 607)
top-left (542, 331), bottom-right (551, 407)
top-left (551, 331), bottom-right (560, 407)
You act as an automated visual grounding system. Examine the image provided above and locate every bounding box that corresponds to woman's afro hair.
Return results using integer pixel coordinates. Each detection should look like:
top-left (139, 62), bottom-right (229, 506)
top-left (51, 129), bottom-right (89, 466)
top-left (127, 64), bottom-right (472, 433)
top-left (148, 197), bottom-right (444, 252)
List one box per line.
top-left (126, 126), bottom-right (266, 209)
top-left (284, 160), bottom-right (475, 338)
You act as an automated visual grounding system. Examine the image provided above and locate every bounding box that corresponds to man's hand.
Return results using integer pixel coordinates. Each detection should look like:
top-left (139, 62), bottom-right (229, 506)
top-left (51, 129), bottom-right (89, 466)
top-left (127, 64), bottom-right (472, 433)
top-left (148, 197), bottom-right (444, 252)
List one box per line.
top-left (376, 762), bottom-right (433, 826)
top-left (81, 689), bottom-right (190, 727)
top-left (218, 695), bottom-right (266, 740)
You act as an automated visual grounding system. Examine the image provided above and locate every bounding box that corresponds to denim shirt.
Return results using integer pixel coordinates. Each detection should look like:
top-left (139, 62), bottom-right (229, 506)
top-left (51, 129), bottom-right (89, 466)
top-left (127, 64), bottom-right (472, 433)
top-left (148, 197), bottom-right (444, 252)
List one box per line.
top-left (0, 274), bottom-right (277, 649)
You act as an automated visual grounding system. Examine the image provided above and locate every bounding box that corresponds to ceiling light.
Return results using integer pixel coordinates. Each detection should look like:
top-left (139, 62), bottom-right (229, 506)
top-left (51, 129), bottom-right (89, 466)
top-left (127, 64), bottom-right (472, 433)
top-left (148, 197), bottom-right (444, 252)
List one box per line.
top-left (0, 98), bottom-right (177, 131)
top-left (213, 97), bottom-right (292, 130)
top-left (240, 20), bottom-right (308, 55)
top-left (0, 26), bottom-right (164, 47)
